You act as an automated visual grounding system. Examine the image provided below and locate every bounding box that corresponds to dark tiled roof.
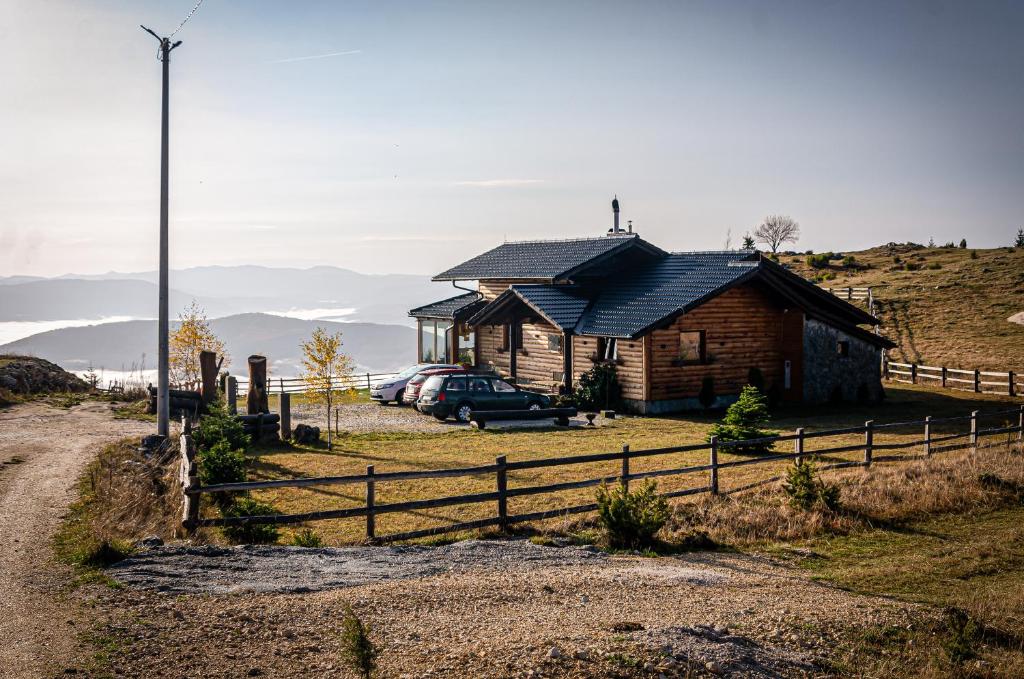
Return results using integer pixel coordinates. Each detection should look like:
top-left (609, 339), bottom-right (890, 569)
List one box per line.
top-left (408, 292), bottom-right (487, 319)
top-left (510, 285), bottom-right (591, 330)
top-left (577, 252), bottom-right (758, 337)
top-left (432, 234), bottom-right (661, 281)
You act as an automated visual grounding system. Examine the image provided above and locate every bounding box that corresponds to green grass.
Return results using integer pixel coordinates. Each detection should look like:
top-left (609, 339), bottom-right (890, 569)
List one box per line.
top-left (790, 506), bottom-right (1024, 676)
top-left (226, 383), bottom-right (1021, 545)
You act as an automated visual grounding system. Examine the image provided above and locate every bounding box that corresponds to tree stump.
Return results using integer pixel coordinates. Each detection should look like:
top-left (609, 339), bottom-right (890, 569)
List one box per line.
top-left (246, 355), bottom-right (269, 415)
top-left (199, 350), bottom-right (219, 403)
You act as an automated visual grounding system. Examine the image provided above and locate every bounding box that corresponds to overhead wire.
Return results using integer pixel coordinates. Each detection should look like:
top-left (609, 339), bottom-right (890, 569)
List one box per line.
top-left (169, 0), bottom-right (205, 37)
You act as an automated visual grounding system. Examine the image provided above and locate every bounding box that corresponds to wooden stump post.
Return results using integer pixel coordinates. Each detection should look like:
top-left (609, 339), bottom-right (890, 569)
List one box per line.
top-left (280, 393), bottom-right (291, 440)
top-left (621, 445), bottom-right (630, 492)
top-left (924, 416), bottom-right (932, 456)
top-left (226, 376), bottom-right (237, 415)
top-left (496, 455), bottom-right (508, 532)
top-left (199, 350), bottom-right (218, 403)
top-left (794, 428), bottom-right (804, 466)
top-left (970, 410), bottom-right (979, 450)
top-left (863, 421), bottom-right (874, 467)
top-left (179, 430), bottom-right (199, 533)
top-left (709, 436), bottom-right (719, 495)
top-left (246, 355), bottom-right (269, 415)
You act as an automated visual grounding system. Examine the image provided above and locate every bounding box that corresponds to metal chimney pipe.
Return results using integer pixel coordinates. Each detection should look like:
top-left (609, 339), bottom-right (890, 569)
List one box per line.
top-left (612, 195), bottom-right (620, 233)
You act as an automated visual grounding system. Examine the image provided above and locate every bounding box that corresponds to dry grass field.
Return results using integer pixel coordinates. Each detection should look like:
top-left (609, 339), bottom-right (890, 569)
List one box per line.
top-left (784, 243), bottom-right (1024, 370)
top-left (222, 383), bottom-right (1023, 546)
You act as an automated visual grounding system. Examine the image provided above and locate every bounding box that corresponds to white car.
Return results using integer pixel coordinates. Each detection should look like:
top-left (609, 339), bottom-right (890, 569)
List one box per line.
top-left (370, 363), bottom-right (460, 405)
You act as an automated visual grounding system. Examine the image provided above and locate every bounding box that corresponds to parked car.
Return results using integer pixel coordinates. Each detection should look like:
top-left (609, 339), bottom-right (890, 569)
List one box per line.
top-left (417, 374), bottom-right (551, 422)
top-left (371, 363), bottom-right (460, 405)
top-left (402, 368), bottom-right (468, 408)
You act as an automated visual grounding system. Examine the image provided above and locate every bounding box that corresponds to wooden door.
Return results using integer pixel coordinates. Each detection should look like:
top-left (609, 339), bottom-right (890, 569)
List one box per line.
top-left (780, 310), bottom-right (804, 402)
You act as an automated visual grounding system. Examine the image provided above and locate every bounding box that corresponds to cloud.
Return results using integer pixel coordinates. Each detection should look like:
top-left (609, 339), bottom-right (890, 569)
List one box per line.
top-left (267, 50), bottom-right (362, 64)
top-left (452, 179), bottom-right (545, 188)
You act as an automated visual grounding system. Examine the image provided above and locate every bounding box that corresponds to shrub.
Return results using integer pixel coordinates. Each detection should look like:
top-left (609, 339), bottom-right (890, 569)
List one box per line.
top-left (747, 367), bottom-right (765, 394)
top-left (78, 538), bottom-right (134, 568)
top-left (942, 241), bottom-right (955, 248)
top-left (193, 403), bottom-right (249, 453)
top-left (292, 528), bottom-right (324, 548)
top-left (903, 261), bottom-right (921, 271)
top-left (783, 459), bottom-right (840, 511)
top-left (959, 238), bottom-right (967, 249)
top-left (706, 385), bottom-right (778, 454)
top-left (942, 607), bottom-right (979, 664)
top-left (969, 249), bottom-right (978, 259)
top-left (697, 375), bottom-right (716, 410)
top-left (841, 255), bottom-right (857, 268)
top-left (340, 605), bottom-right (381, 679)
top-left (926, 262), bottom-right (942, 270)
top-left (197, 440), bottom-right (246, 508)
top-left (1015, 228), bottom-right (1024, 248)
top-left (806, 253), bottom-right (830, 269)
top-left (576, 362), bottom-right (621, 411)
top-left (221, 497), bottom-right (280, 544)
top-left (595, 480), bottom-right (669, 549)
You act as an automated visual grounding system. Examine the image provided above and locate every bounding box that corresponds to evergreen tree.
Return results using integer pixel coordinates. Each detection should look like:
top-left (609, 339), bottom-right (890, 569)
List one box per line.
top-left (1015, 228), bottom-right (1024, 248)
top-left (706, 385), bottom-right (778, 454)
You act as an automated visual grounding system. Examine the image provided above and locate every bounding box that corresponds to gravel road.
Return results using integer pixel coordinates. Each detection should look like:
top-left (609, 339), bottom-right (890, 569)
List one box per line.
top-left (109, 539), bottom-right (608, 594)
top-left (0, 401), bottom-right (151, 679)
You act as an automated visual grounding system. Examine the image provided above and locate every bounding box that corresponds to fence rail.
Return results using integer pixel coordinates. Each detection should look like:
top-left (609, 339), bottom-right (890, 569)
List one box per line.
top-left (232, 372), bottom-right (400, 397)
top-left (179, 404), bottom-right (1024, 543)
top-left (885, 359), bottom-right (1021, 397)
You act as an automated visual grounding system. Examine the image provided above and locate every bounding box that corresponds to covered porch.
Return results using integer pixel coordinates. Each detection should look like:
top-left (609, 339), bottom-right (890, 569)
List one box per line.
top-left (467, 285), bottom-right (591, 393)
top-left (409, 293), bottom-right (488, 366)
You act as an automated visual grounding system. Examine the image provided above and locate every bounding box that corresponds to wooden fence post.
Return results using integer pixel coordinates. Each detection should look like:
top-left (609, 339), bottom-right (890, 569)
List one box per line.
top-left (846, 286), bottom-right (852, 301)
top-left (970, 410), bottom-right (979, 450)
top-left (280, 393), bottom-right (291, 440)
top-left (1018, 406), bottom-right (1023, 443)
top-left (621, 445), bottom-right (630, 491)
top-left (1008, 371), bottom-right (1015, 397)
top-left (924, 415), bottom-right (932, 457)
top-left (863, 421), bottom-right (873, 467)
top-left (365, 465), bottom-right (375, 540)
top-left (227, 376), bottom-right (237, 415)
top-left (910, 364), bottom-right (917, 384)
top-left (366, 373), bottom-right (372, 391)
top-left (334, 407), bottom-right (339, 437)
top-left (709, 436), bottom-right (719, 495)
top-left (794, 428), bottom-right (804, 466)
top-left (882, 355), bottom-right (889, 379)
top-left (496, 456), bottom-right (508, 531)
top-left (941, 366), bottom-right (948, 388)
top-left (179, 431), bottom-right (199, 533)
top-left (974, 369), bottom-right (981, 393)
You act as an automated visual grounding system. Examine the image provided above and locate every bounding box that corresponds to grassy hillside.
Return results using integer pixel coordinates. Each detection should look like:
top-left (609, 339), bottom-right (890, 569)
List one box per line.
top-left (784, 243), bottom-right (1024, 370)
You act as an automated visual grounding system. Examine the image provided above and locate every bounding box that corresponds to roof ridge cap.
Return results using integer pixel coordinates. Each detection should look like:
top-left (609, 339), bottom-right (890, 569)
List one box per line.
top-left (498, 234), bottom-right (639, 245)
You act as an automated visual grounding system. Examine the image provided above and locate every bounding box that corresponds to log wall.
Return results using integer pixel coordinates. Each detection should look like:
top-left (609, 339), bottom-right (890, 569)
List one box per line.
top-left (516, 321), bottom-right (565, 388)
top-left (647, 285), bottom-right (784, 401)
top-left (477, 324), bottom-right (511, 376)
top-left (571, 335), bottom-right (646, 401)
top-left (478, 279), bottom-right (539, 300)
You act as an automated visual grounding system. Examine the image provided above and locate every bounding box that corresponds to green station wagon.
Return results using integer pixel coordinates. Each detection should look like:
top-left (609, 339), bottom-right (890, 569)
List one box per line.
top-left (417, 374), bottom-right (551, 422)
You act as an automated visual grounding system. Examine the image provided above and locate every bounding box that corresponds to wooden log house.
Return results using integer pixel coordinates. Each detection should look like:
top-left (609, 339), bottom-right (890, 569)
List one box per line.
top-left (410, 201), bottom-right (894, 414)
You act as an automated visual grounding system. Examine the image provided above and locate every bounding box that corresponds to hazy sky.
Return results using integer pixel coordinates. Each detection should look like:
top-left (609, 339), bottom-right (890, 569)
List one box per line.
top-left (3, 0), bottom-right (1022, 277)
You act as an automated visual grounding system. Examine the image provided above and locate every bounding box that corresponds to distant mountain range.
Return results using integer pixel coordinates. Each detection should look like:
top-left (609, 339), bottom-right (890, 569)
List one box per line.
top-left (0, 265), bottom-right (447, 325)
top-left (0, 313), bottom-right (417, 376)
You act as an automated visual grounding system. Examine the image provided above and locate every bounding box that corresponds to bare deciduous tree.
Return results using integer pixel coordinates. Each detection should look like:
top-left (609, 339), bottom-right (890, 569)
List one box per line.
top-left (754, 215), bottom-right (800, 253)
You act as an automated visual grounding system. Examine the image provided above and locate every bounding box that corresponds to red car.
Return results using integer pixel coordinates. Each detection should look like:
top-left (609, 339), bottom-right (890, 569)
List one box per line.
top-left (402, 367), bottom-right (468, 408)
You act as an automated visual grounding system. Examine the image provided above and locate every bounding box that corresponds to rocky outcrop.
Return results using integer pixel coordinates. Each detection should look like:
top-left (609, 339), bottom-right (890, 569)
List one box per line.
top-left (0, 355), bottom-right (89, 395)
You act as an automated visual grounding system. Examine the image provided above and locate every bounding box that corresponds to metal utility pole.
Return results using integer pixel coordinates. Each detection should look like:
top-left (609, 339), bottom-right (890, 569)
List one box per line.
top-left (142, 27), bottom-right (182, 439)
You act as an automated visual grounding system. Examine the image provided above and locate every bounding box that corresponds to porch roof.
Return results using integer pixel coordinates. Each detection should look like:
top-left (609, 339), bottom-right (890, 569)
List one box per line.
top-left (408, 292), bottom-right (487, 320)
top-left (467, 284), bottom-right (591, 331)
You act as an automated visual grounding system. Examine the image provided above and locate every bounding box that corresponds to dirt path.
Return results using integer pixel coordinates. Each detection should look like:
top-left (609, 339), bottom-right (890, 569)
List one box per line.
top-left (0, 401), bottom-right (151, 679)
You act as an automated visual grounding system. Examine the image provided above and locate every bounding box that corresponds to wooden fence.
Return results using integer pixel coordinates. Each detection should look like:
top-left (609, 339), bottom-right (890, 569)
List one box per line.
top-left (886, 360), bottom-right (1022, 398)
top-left (231, 372), bottom-right (400, 398)
top-left (179, 405), bottom-right (1024, 543)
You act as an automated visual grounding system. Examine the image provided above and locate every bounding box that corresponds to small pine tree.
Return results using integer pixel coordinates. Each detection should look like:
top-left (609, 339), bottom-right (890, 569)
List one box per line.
top-left (697, 375), bottom-right (716, 410)
top-left (1016, 228), bottom-right (1024, 248)
top-left (783, 459), bottom-right (840, 510)
top-left (595, 480), bottom-right (669, 549)
top-left (706, 385), bottom-right (778, 454)
top-left (742, 233), bottom-right (756, 250)
top-left (340, 605), bottom-right (381, 679)
top-left (959, 238), bottom-right (967, 249)
top-left (928, 236), bottom-right (935, 248)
